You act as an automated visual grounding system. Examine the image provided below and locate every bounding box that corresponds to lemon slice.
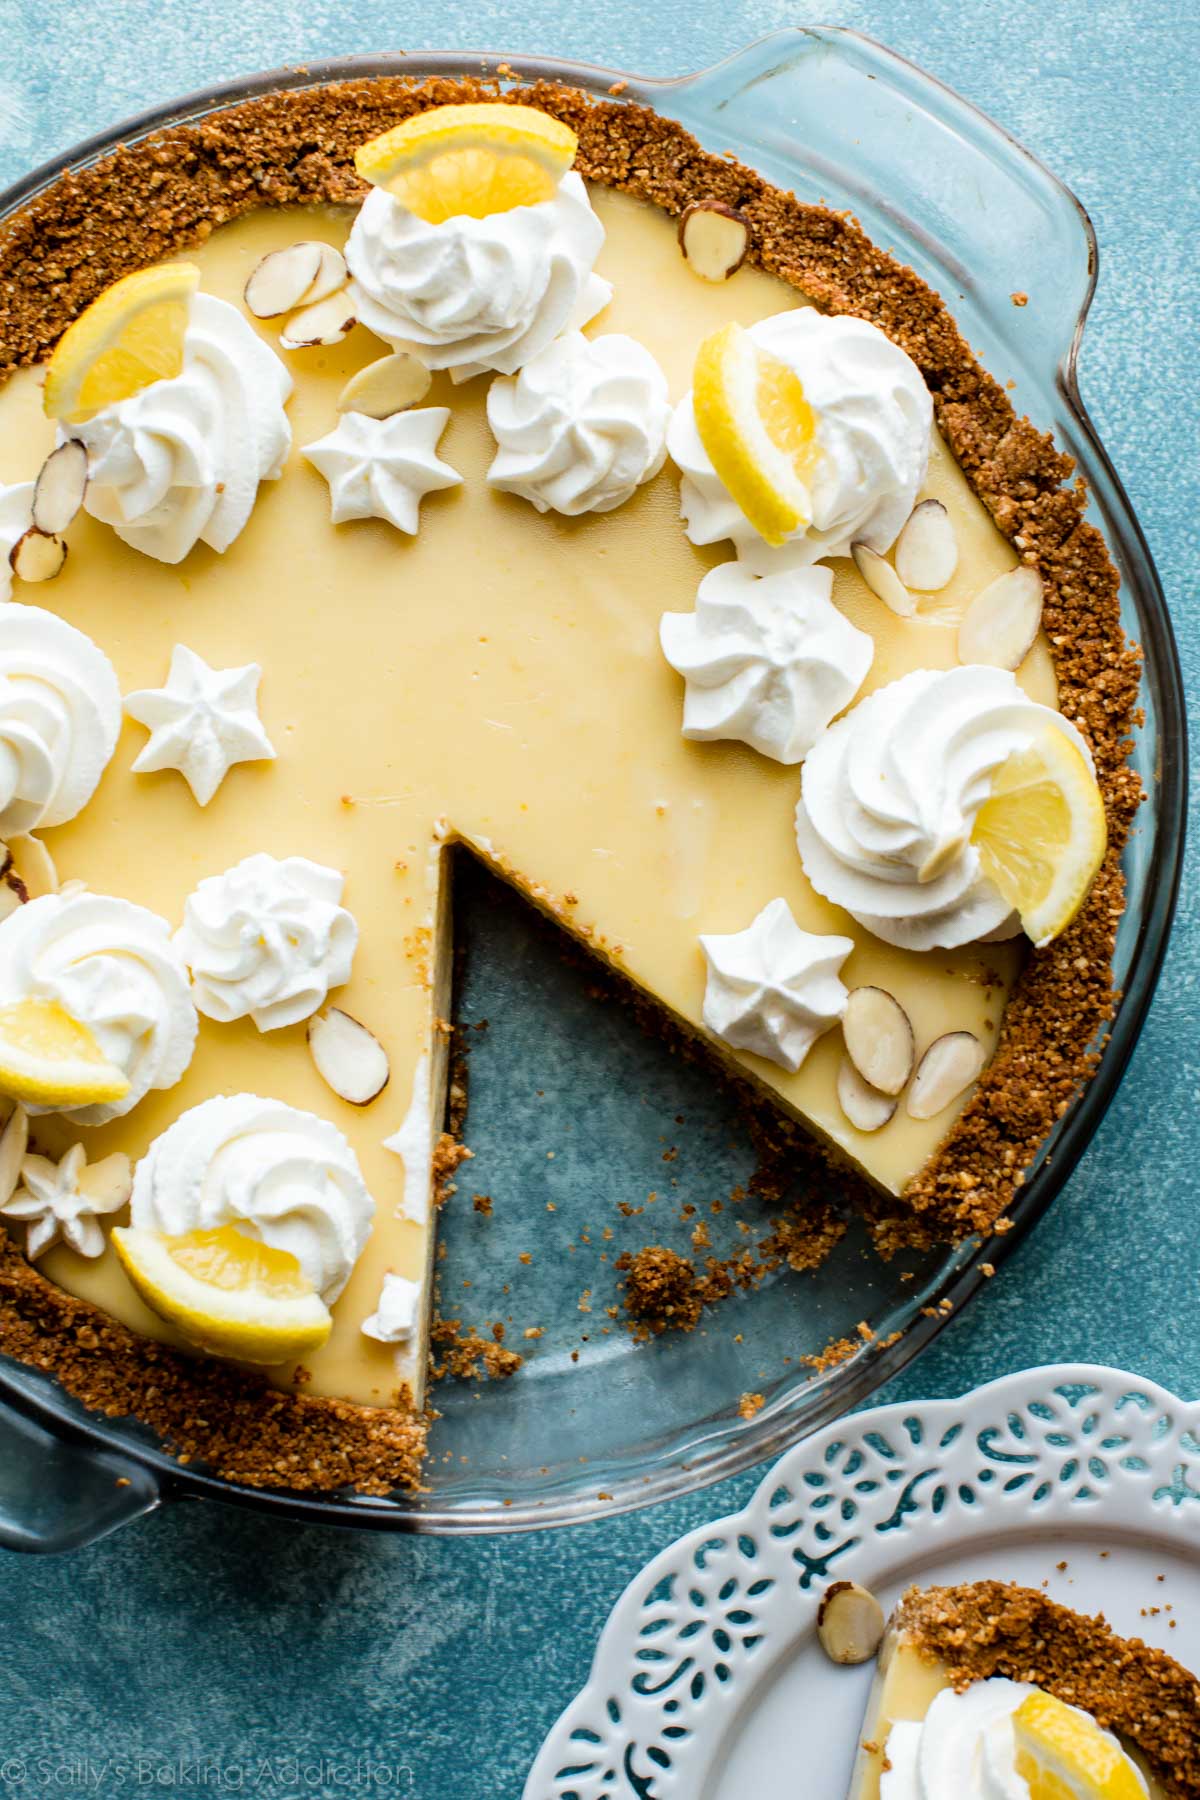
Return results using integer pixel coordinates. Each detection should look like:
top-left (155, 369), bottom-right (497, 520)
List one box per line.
top-left (971, 724), bottom-right (1107, 947)
top-left (1013, 1691), bottom-right (1146, 1800)
top-left (354, 103), bottom-right (578, 223)
top-left (43, 262), bottom-right (200, 424)
top-left (692, 320), bottom-right (821, 546)
top-left (0, 998), bottom-right (130, 1107)
top-left (112, 1224), bottom-right (333, 1365)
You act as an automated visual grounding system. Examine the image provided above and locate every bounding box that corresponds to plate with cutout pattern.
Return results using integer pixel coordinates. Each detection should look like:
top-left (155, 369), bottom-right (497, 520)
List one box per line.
top-left (524, 1363), bottom-right (1200, 1798)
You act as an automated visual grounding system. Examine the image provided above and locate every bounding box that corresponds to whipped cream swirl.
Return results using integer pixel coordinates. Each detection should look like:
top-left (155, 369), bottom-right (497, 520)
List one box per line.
top-left (0, 604), bottom-right (121, 836)
top-left (0, 891), bottom-right (197, 1124)
top-left (346, 172), bottom-right (611, 380)
top-left (668, 309), bottom-right (932, 572)
top-left (302, 407), bottom-right (462, 533)
top-left (130, 1092), bottom-right (375, 1304)
top-left (660, 562), bottom-right (872, 763)
top-left (699, 897), bottom-right (852, 1073)
top-left (881, 1679), bottom-right (1146, 1800)
top-left (486, 331), bottom-right (669, 515)
top-left (795, 666), bottom-right (1093, 951)
top-left (72, 293), bottom-right (292, 564)
top-left (0, 481), bottom-right (33, 602)
top-left (175, 853), bottom-right (358, 1032)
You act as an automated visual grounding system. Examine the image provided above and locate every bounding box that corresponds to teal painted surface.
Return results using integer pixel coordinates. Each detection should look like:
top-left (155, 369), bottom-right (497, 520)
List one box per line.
top-left (0, 2), bottom-right (1196, 1794)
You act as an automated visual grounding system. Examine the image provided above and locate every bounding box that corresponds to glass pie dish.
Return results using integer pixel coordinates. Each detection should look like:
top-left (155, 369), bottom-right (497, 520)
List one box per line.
top-left (0, 28), bottom-right (1185, 1547)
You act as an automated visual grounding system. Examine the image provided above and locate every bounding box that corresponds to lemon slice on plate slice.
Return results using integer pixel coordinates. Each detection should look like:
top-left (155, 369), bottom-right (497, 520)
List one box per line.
top-left (692, 319), bottom-right (821, 546)
top-left (354, 103), bottom-right (578, 223)
top-left (972, 723), bottom-right (1107, 947)
top-left (1013, 1690), bottom-right (1146, 1800)
top-left (0, 998), bottom-right (130, 1107)
top-left (43, 261), bottom-right (200, 424)
top-left (112, 1224), bottom-right (333, 1365)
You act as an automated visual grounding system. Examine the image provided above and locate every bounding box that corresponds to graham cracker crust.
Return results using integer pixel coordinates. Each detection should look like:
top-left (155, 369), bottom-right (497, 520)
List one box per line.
top-left (893, 1581), bottom-right (1200, 1796)
top-left (0, 75), bottom-right (1140, 1493)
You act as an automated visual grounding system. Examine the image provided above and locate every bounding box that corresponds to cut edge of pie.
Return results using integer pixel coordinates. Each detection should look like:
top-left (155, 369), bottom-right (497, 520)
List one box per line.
top-left (0, 73), bottom-right (1143, 1494)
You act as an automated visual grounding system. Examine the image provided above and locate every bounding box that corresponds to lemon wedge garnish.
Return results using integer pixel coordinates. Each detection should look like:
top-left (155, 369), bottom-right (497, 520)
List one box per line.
top-left (0, 998), bottom-right (130, 1107)
top-left (354, 103), bottom-right (578, 223)
top-left (1013, 1691), bottom-right (1146, 1800)
top-left (971, 723), bottom-right (1107, 947)
top-left (112, 1225), bottom-right (333, 1365)
top-left (43, 262), bottom-right (200, 424)
top-left (692, 320), bottom-right (821, 546)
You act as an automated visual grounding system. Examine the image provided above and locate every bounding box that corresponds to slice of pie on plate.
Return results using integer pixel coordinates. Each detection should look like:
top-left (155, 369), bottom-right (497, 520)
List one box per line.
top-left (0, 77), bottom-right (1140, 1492)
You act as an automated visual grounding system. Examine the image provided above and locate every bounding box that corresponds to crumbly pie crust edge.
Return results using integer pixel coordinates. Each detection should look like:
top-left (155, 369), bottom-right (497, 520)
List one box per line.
top-left (0, 75), bottom-right (1142, 1494)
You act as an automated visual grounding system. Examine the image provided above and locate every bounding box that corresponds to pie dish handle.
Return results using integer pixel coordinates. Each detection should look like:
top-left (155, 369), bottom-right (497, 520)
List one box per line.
top-left (651, 27), bottom-right (1097, 388)
top-left (0, 1385), bottom-right (159, 1553)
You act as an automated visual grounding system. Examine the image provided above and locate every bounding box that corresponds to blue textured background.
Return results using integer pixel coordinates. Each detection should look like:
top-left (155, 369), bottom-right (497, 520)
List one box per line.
top-left (0, 3), bottom-right (1196, 1795)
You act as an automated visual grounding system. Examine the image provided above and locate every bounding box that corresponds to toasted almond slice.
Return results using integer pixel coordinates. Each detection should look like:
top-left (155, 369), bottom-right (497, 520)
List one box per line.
top-left (8, 833), bottom-right (58, 899)
top-left (836, 1058), bottom-right (896, 1134)
top-left (299, 243), bottom-right (348, 306)
top-left (0, 1102), bottom-right (28, 1204)
top-left (957, 565), bottom-right (1044, 670)
top-left (842, 986), bottom-right (915, 1096)
top-left (80, 1149), bottom-right (133, 1210)
top-left (851, 541), bottom-right (914, 617)
top-left (906, 1031), bottom-right (986, 1120)
top-left (245, 242), bottom-right (324, 319)
top-left (307, 1007), bottom-right (390, 1105)
top-left (31, 440), bottom-right (88, 536)
top-left (894, 498), bottom-right (958, 592)
top-left (280, 294), bottom-right (357, 350)
top-left (817, 1581), bottom-right (886, 1665)
top-left (678, 201), bottom-right (751, 281)
top-left (9, 529), bottom-right (67, 584)
top-left (337, 352), bottom-right (432, 419)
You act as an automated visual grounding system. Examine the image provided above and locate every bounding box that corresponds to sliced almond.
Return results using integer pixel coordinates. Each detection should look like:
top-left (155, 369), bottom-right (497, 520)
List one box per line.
top-left (894, 498), bottom-right (958, 592)
top-left (9, 528), bottom-right (66, 584)
top-left (31, 440), bottom-right (88, 536)
top-left (245, 242), bottom-right (324, 319)
top-left (298, 243), bottom-right (348, 306)
top-left (81, 1150), bottom-right (133, 1210)
top-left (280, 294), bottom-right (357, 350)
top-left (906, 1031), bottom-right (986, 1120)
top-left (851, 541), bottom-right (914, 617)
top-left (816, 1581), bottom-right (885, 1665)
top-left (678, 201), bottom-right (751, 282)
top-left (307, 1007), bottom-right (390, 1105)
top-left (836, 1058), bottom-right (896, 1134)
top-left (8, 833), bottom-right (58, 899)
top-left (0, 1103), bottom-right (28, 1205)
top-left (842, 987), bottom-right (915, 1096)
top-left (957, 565), bottom-right (1044, 670)
top-left (337, 352), bottom-right (432, 419)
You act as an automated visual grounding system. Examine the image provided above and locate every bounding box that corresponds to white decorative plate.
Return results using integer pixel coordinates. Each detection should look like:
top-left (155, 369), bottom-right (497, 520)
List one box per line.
top-left (524, 1364), bottom-right (1200, 1798)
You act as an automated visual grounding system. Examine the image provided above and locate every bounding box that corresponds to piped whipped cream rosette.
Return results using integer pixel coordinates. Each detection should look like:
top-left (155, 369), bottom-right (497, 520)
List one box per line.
top-left (668, 309), bottom-right (932, 571)
top-left (66, 290), bottom-right (292, 564)
top-left (0, 605), bottom-right (121, 837)
top-left (0, 891), bottom-right (198, 1124)
top-left (486, 331), bottom-right (669, 515)
top-left (794, 665), bottom-right (1097, 952)
top-left (129, 1093), bottom-right (374, 1307)
top-left (699, 897), bottom-right (852, 1073)
top-left (175, 853), bottom-right (358, 1032)
top-left (660, 561), bottom-right (872, 763)
top-left (346, 106), bottom-right (611, 381)
top-left (879, 1678), bottom-right (1149, 1800)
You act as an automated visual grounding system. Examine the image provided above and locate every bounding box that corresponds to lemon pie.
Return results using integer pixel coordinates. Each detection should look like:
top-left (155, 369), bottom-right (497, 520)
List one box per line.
top-left (0, 79), bottom-right (1140, 1491)
top-left (851, 1583), bottom-right (1198, 1800)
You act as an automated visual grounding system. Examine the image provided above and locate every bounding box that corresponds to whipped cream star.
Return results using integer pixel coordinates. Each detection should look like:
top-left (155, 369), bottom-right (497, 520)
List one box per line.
top-left (1, 1132), bottom-right (132, 1260)
top-left (660, 562), bottom-right (873, 764)
top-left (361, 1271), bottom-right (422, 1344)
top-left (699, 898), bottom-right (853, 1073)
top-left (124, 644), bottom-right (276, 806)
top-left (302, 407), bottom-right (462, 534)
